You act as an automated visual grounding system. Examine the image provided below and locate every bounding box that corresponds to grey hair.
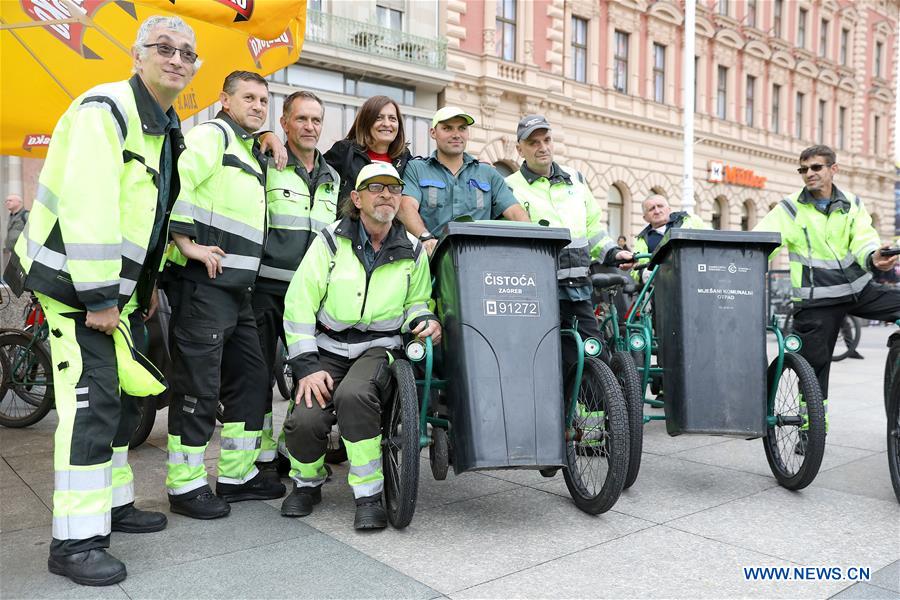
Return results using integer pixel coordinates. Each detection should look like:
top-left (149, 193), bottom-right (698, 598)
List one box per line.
top-left (132, 16), bottom-right (202, 70)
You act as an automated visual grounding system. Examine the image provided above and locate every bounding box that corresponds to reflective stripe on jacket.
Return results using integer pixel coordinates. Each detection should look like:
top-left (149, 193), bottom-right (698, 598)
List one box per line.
top-left (283, 217), bottom-right (435, 379)
top-left (166, 113), bottom-right (267, 289)
top-left (754, 187), bottom-right (880, 306)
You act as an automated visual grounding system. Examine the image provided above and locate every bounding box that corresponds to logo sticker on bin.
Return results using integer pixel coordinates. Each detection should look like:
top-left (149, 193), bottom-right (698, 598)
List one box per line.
top-left (482, 272), bottom-right (541, 317)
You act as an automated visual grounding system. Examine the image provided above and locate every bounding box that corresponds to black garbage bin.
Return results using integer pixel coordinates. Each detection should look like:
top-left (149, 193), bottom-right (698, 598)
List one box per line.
top-left (432, 221), bottom-right (571, 473)
top-left (650, 229), bottom-right (781, 437)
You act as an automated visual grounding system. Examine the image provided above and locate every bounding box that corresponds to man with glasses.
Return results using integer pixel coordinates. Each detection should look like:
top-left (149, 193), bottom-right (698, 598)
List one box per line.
top-left (280, 162), bottom-right (439, 528)
top-left (6, 15), bottom-right (199, 586)
top-left (252, 90), bottom-right (339, 480)
top-left (755, 145), bottom-right (899, 448)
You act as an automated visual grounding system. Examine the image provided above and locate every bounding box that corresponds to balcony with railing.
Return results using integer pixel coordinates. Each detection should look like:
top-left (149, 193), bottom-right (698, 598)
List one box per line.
top-left (305, 9), bottom-right (447, 70)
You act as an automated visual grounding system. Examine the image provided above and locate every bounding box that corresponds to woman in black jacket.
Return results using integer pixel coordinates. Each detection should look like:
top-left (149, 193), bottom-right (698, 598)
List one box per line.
top-left (323, 95), bottom-right (413, 213)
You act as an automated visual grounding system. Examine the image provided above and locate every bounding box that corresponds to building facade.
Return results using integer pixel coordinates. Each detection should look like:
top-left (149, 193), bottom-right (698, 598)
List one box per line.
top-left (2, 0), bottom-right (897, 258)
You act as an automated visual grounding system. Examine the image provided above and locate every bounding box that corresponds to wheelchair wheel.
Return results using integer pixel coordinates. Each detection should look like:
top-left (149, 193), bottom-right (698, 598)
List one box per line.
top-left (887, 371), bottom-right (900, 503)
top-left (0, 331), bottom-right (54, 428)
top-left (383, 359), bottom-right (420, 528)
top-left (763, 352), bottom-right (825, 490)
top-left (562, 356), bottom-right (628, 514)
top-left (610, 352), bottom-right (643, 489)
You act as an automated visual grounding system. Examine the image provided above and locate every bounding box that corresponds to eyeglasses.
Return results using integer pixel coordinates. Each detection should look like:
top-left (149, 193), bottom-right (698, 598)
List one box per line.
top-left (358, 182), bottom-right (402, 194)
top-left (144, 43), bottom-right (198, 65)
top-left (797, 163), bottom-right (830, 175)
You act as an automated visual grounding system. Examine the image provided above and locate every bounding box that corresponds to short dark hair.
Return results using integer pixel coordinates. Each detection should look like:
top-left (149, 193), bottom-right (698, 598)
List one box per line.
top-left (345, 95), bottom-right (407, 159)
top-left (799, 145), bottom-right (836, 165)
top-left (222, 71), bottom-right (268, 95)
top-left (282, 90), bottom-right (324, 119)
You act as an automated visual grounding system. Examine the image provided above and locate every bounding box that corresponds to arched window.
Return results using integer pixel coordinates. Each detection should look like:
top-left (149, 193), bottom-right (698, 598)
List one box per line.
top-left (607, 184), bottom-right (625, 240)
top-left (741, 200), bottom-right (756, 231)
top-left (712, 196), bottom-right (728, 230)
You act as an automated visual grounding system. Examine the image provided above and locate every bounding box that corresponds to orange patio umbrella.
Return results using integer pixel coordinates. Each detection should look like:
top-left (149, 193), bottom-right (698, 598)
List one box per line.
top-left (0, 0), bottom-right (306, 158)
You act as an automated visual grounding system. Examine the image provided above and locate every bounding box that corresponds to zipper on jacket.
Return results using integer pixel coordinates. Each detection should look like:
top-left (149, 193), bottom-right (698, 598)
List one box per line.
top-left (802, 225), bottom-right (814, 300)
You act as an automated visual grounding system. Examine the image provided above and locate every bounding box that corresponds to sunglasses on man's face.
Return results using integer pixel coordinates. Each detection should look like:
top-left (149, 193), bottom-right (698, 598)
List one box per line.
top-left (358, 182), bottom-right (402, 194)
top-left (144, 43), bottom-right (199, 64)
top-left (797, 163), bottom-right (830, 175)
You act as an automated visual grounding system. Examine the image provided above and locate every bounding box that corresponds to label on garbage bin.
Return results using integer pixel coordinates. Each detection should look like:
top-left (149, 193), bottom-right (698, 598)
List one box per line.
top-left (483, 299), bottom-right (541, 317)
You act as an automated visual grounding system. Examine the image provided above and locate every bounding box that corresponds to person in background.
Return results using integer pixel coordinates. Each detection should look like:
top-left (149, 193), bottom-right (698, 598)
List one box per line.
top-left (323, 95), bottom-right (413, 213)
top-left (4, 193), bottom-right (28, 265)
top-left (617, 235), bottom-right (630, 252)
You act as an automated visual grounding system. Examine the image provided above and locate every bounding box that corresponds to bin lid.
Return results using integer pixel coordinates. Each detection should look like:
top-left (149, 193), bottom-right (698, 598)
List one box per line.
top-left (434, 220), bottom-right (572, 254)
top-left (651, 229), bottom-right (782, 266)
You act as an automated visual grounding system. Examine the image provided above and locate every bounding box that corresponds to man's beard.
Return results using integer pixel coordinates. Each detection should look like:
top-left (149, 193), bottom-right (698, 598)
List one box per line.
top-left (371, 206), bottom-right (397, 223)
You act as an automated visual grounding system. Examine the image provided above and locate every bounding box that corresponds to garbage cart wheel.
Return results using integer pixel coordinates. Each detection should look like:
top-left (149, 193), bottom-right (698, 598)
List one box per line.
top-left (0, 331), bottom-right (54, 428)
top-left (129, 396), bottom-right (157, 448)
top-left (610, 352), bottom-right (643, 489)
top-left (562, 356), bottom-right (628, 514)
top-left (383, 359), bottom-right (420, 528)
top-left (274, 339), bottom-right (292, 401)
top-left (763, 353), bottom-right (825, 490)
top-left (887, 372), bottom-right (900, 503)
top-left (429, 426), bottom-right (449, 481)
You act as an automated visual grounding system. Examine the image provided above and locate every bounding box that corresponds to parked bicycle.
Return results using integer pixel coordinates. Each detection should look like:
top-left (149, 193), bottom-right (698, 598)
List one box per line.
top-left (0, 297), bottom-right (54, 427)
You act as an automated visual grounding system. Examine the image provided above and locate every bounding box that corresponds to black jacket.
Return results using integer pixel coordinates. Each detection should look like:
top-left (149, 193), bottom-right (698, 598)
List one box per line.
top-left (323, 139), bottom-right (412, 209)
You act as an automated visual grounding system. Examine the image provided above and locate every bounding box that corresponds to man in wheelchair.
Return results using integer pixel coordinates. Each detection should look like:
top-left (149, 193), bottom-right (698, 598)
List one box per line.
top-left (280, 162), bottom-right (441, 529)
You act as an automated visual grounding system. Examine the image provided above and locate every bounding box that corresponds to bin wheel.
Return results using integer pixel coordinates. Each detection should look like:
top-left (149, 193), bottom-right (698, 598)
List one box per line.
top-left (763, 352), bottom-right (826, 490)
top-left (325, 425), bottom-right (348, 465)
top-left (129, 396), bottom-right (157, 448)
top-left (610, 352), bottom-right (643, 489)
top-left (429, 426), bottom-right (449, 481)
top-left (562, 356), bottom-right (628, 514)
top-left (887, 369), bottom-right (900, 503)
top-left (383, 359), bottom-right (420, 528)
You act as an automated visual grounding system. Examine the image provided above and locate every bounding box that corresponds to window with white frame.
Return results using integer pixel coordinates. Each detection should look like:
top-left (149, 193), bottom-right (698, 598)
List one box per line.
top-left (771, 83), bottom-right (781, 133)
top-left (746, 0), bottom-right (757, 27)
top-left (718, 0), bottom-right (729, 17)
top-left (819, 19), bottom-right (828, 58)
top-left (817, 99), bottom-right (826, 144)
top-left (773, 0), bottom-right (783, 38)
top-left (745, 75), bottom-right (755, 126)
top-left (838, 106), bottom-right (846, 150)
top-left (653, 43), bottom-right (666, 103)
top-left (717, 65), bottom-right (728, 120)
top-left (795, 92), bottom-right (805, 139)
top-left (798, 8), bottom-right (807, 49)
top-left (572, 16), bottom-right (588, 83)
top-left (376, 4), bottom-right (402, 31)
top-left (496, 0), bottom-right (516, 61)
top-left (840, 28), bottom-right (849, 65)
top-left (875, 41), bottom-right (883, 77)
top-left (874, 115), bottom-right (881, 154)
top-left (614, 31), bottom-right (629, 93)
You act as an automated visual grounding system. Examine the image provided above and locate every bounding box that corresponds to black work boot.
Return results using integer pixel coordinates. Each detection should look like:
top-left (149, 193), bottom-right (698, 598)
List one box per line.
top-left (111, 503), bottom-right (168, 533)
top-left (216, 471), bottom-right (286, 503)
top-left (169, 489), bottom-right (231, 520)
top-left (48, 549), bottom-right (127, 586)
top-left (353, 495), bottom-right (387, 530)
top-left (281, 483), bottom-right (322, 517)
top-left (256, 460), bottom-right (281, 481)
top-left (276, 452), bottom-right (292, 477)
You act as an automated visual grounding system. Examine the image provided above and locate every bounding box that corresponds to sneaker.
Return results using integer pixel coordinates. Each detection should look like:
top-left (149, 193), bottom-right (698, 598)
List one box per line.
top-left (281, 484), bottom-right (322, 517)
top-left (353, 496), bottom-right (387, 530)
top-left (48, 549), bottom-right (126, 586)
top-left (111, 503), bottom-right (167, 533)
top-left (216, 471), bottom-right (286, 503)
top-left (169, 490), bottom-right (231, 520)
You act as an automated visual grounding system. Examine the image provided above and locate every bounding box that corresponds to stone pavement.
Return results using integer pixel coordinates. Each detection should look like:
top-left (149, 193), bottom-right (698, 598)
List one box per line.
top-left (1, 327), bottom-right (898, 599)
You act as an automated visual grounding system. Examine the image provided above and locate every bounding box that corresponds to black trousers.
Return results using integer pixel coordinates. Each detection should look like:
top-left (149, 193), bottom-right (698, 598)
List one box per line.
top-left (167, 280), bottom-right (268, 452)
top-left (560, 299), bottom-right (603, 374)
top-left (792, 281), bottom-right (900, 396)
top-left (251, 289), bottom-right (285, 461)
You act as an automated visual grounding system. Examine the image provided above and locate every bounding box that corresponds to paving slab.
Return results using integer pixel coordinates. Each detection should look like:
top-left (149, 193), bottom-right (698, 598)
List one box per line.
top-left (814, 453), bottom-right (898, 503)
top-left (0, 456), bottom-right (20, 489)
top-left (451, 525), bottom-right (848, 599)
top-left (830, 582), bottom-right (900, 599)
top-left (868, 560), bottom-right (900, 594)
top-left (534, 453), bottom-right (778, 524)
top-left (0, 477), bottom-right (51, 533)
top-left (668, 486), bottom-right (900, 571)
top-left (119, 532), bottom-right (440, 600)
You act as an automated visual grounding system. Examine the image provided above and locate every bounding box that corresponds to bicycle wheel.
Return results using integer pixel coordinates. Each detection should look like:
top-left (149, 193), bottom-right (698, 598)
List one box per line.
top-left (129, 396), bottom-right (157, 449)
top-left (763, 352), bottom-right (826, 490)
top-left (0, 331), bottom-right (54, 428)
top-left (609, 351), bottom-right (643, 489)
top-left (831, 316), bottom-right (861, 362)
top-left (887, 371), bottom-right (900, 503)
top-left (274, 339), bottom-right (292, 401)
top-left (883, 335), bottom-right (900, 413)
top-left (562, 356), bottom-right (628, 514)
top-left (382, 359), bottom-right (420, 529)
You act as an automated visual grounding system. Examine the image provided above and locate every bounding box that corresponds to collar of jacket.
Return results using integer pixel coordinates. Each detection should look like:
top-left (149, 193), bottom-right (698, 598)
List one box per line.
top-left (214, 110), bottom-right (256, 143)
top-left (797, 185), bottom-right (851, 215)
top-left (424, 150), bottom-right (478, 170)
top-left (286, 146), bottom-right (333, 185)
top-left (637, 210), bottom-right (689, 240)
top-left (129, 74), bottom-right (180, 136)
top-left (519, 161), bottom-right (571, 186)
top-left (333, 215), bottom-right (415, 266)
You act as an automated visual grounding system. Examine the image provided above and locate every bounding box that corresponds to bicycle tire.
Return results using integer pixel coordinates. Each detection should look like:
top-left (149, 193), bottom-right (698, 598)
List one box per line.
top-left (382, 359), bottom-right (420, 529)
top-left (831, 316), bottom-right (861, 362)
top-left (609, 351), bottom-right (643, 489)
top-left (0, 331), bottom-right (54, 428)
top-left (887, 369), bottom-right (900, 503)
top-left (129, 396), bottom-right (157, 448)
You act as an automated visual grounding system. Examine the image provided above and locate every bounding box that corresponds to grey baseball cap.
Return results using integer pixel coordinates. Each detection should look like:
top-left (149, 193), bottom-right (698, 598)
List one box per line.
top-left (516, 114), bottom-right (551, 141)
